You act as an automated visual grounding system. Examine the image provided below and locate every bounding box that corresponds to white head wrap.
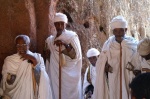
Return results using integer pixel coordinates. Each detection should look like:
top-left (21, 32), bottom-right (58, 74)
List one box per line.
top-left (54, 12), bottom-right (68, 23)
top-left (110, 15), bottom-right (128, 30)
top-left (137, 38), bottom-right (150, 56)
top-left (86, 48), bottom-right (100, 58)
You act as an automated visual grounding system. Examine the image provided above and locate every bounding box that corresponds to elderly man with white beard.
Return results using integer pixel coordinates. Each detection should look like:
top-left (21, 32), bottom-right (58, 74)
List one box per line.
top-left (45, 12), bottom-right (82, 99)
top-left (83, 48), bottom-right (100, 99)
top-left (93, 16), bottom-right (138, 99)
top-left (1, 35), bottom-right (52, 99)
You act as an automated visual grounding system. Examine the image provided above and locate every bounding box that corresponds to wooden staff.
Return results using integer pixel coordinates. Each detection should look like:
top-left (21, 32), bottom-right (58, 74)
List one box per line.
top-left (120, 44), bottom-right (122, 99)
top-left (59, 45), bottom-right (62, 99)
top-left (32, 67), bottom-right (36, 97)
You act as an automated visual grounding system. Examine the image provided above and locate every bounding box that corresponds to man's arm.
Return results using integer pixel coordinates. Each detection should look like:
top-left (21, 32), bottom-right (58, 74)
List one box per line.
top-left (142, 68), bottom-right (150, 72)
top-left (62, 44), bottom-right (76, 59)
top-left (54, 40), bottom-right (76, 59)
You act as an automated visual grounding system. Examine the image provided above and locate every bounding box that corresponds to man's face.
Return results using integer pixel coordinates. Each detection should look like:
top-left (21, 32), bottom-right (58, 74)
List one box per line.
top-left (88, 56), bottom-right (98, 66)
top-left (15, 37), bottom-right (29, 54)
top-left (54, 21), bottom-right (66, 35)
top-left (113, 28), bottom-right (127, 38)
top-left (113, 28), bottom-right (127, 43)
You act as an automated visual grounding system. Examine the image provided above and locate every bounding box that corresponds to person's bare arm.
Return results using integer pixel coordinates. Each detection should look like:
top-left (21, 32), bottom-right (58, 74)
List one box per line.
top-left (142, 68), bottom-right (150, 72)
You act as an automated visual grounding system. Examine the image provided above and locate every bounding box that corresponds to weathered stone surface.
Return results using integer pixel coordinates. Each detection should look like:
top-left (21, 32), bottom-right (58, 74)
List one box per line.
top-left (56, 0), bottom-right (150, 77)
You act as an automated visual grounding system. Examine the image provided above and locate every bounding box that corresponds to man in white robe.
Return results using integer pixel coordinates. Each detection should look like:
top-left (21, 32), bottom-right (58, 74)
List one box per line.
top-left (83, 48), bottom-right (100, 99)
top-left (131, 38), bottom-right (150, 74)
top-left (45, 13), bottom-right (82, 99)
top-left (1, 35), bottom-right (52, 99)
top-left (93, 16), bottom-right (138, 99)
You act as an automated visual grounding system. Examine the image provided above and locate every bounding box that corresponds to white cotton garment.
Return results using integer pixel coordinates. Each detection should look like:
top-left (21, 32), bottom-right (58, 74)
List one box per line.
top-left (46, 29), bottom-right (82, 99)
top-left (2, 51), bottom-right (52, 99)
top-left (93, 35), bottom-right (138, 99)
top-left (83, 65), bottom-right (96, 99)
top-left (131, 52), bottom-right (150, 73)
top-left (137, 38), bottom-right (150, 56)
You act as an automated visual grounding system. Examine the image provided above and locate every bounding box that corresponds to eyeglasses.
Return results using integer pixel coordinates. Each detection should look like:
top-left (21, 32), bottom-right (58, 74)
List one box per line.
top-left (16, 44), bottom-right (28, 48)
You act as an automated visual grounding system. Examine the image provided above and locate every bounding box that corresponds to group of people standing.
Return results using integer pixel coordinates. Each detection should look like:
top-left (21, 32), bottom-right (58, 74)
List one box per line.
top-left (0, 12), bottom-right (150, 99)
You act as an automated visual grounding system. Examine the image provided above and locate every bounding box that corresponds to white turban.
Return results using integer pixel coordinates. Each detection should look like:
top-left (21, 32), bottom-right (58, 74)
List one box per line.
top-left (86, 48), bottom-right (100, 58)
top-left (137, 38), bottom-right (150, 56)
top-left (110, 15), bottom-right (128, 30)
top-left (54, 12), bottom-right (68, 23)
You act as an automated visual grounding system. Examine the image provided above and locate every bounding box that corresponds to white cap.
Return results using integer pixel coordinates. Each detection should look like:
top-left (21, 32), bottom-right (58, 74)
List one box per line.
top-left (86, 48), bottom-right (100, 58)
top-left (54, 12), bottom-right (68, 23)
top-left (110, 15), bottom-right (128, 30)
top-left (137, 38), bottom-right (150, 56)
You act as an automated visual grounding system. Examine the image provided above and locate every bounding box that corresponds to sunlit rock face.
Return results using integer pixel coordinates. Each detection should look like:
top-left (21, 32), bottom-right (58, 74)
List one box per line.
top-left (0, 0), bottom-right (150, 78)
top-left (56, 0), bottom-right (150, 76)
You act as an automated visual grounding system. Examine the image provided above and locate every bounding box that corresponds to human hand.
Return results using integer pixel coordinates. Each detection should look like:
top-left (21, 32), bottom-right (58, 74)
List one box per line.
top-left (20, 53), bottom-right (38, 66)
top-left (54, 40), bottom-right (65, 46)
top-left (2, 94), bottom-right (11, 99)
top-left (105, 62), bottom-right (113, 73)
top-left (133, 70), bottom-right (141, 76)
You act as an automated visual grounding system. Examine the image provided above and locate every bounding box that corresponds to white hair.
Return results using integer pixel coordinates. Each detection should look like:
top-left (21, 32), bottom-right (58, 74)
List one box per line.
top-left (15, 35), bottom-right (30, 44)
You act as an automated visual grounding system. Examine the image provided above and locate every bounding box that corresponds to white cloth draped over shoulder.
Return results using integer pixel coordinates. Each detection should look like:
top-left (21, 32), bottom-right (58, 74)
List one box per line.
top-left (131, 52), bottom-right (150, 73)
top-left (83, 65), bottom-right (96, 99)
top-left (46, 29), bottom-right (82, 99)
top-left (2, 51), bottom-right (52, 99)
top-left (131, 38), bottom-right (150, 72)
top-left (94, 35), bottom-right (138, 99)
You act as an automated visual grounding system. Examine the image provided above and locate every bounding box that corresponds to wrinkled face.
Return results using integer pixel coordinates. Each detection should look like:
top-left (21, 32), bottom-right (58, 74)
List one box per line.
top-left (54, 21), bottom-right (66, 35)
top-left (15, 37), bottom-right (29, 54)
top-left (88, 56), bottom-right (98, 66)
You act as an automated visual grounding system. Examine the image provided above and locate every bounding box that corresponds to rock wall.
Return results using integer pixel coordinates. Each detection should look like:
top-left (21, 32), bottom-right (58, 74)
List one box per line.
top-left (0, 0), bottom-right (150, 79)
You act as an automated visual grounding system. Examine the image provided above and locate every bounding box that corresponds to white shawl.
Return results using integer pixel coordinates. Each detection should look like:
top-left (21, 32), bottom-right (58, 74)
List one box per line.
top-left (94, 36), bottom-right (138, 99)
top-left (131, 52), bottom-right (150, 73)
top-left (83, 65), bottom-right (96, 99)
top-left (46, 29), bottom-right (82, 99)
top-left (2, 51), bottom-right (52, 99)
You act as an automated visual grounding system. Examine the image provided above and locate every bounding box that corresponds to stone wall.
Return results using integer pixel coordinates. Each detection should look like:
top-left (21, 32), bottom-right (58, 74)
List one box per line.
top-left (0, 0), bottom-right (150, 79)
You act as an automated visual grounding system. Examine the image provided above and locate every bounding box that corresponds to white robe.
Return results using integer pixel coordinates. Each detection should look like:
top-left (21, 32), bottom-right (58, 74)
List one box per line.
top-left (2, 51), bottom-right (52, 99)
top-left (131, 52), bottom-right (150, 73)
top-left (46, 29), bottom-right (82, 99)
top-left (83, 65), bottom-right (96, 99)
top-left (93, 35), bottom-right (138, 99)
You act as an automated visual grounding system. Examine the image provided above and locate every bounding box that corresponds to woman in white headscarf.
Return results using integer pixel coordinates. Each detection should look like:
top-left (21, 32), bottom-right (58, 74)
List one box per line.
top-left (93, 16), bottom-right (138, 99)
